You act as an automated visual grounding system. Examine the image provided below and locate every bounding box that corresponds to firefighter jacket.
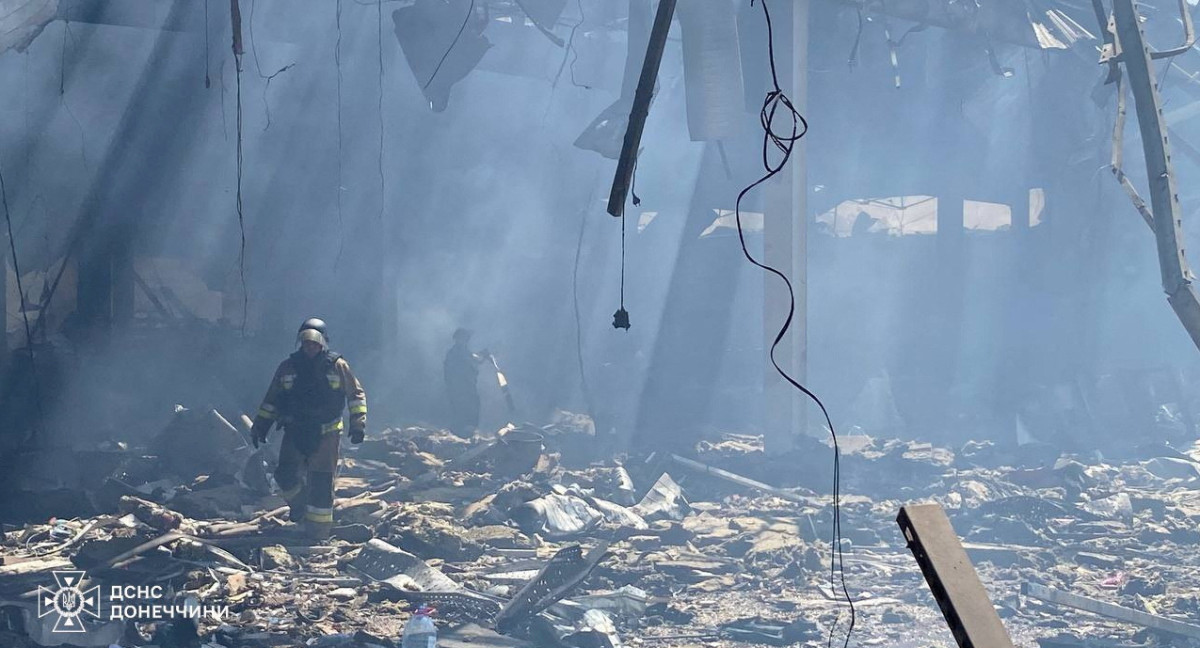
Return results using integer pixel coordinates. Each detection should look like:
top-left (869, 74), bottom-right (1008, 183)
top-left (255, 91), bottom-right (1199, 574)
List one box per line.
top-left (253, 350), bottom-right (367, 435)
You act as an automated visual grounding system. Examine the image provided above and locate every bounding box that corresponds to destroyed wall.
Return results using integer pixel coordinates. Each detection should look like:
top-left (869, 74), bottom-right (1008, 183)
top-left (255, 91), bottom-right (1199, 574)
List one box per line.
top-left (4, 0), bottom-right (1200, 455)
top-left (800, 4), bottom-right (1200, 448)
top-left (0, 1), bottom-right (756, 447)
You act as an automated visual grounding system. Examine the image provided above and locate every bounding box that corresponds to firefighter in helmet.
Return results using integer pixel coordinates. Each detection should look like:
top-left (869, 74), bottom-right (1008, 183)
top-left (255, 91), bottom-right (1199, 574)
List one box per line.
top-left (250, 318), bottom-right (367, 539)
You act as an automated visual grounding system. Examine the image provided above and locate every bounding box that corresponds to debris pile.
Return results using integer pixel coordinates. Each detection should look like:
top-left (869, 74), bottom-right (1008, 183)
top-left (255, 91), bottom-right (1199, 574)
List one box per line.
top-left (4, 409), bottom-right (1200, 647)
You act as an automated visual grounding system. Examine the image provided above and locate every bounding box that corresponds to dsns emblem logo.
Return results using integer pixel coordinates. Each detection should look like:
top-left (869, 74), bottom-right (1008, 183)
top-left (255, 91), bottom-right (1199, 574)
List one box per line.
top-left (37, 571), bottom-right (100, 633)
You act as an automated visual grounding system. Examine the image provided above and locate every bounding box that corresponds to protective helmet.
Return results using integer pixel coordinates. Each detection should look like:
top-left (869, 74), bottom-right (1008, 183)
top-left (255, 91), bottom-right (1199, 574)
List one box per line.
top-left (297, 318), bottom-right (329, 348)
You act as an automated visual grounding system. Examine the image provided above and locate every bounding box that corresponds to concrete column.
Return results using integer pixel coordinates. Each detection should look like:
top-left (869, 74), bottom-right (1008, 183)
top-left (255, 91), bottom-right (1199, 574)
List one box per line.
top-left (763, 0), bottom-right (808, 452)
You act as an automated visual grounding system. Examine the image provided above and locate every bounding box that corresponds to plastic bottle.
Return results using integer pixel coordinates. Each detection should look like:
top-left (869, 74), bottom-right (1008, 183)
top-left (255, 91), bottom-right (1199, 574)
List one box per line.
top-left (400, 606), bottom-right (437, 648)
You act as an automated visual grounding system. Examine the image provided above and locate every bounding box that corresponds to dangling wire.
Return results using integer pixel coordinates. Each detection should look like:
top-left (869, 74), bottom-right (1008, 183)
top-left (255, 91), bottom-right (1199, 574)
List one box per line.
top-left (204, 0), bottom-right (212, 88)
top-left (236, 66), bottom-right (247, 335)
top-left (611, 160), bottom-right (636, 330)
top-left (619, 207), bottom-right (626, 309)
top-left (551, 0), bottom-right (589, 90)
top-left (740, 2), bottom-right (854, 646)
top-left (232, 0), bottom-right (248, 335)
top-left (249, 0), bottom-right (296, 132)
top-left (848, 8), bottom-right (863, 69)
top-left (59, 13), bottom-right (87, 166)
top-left (377, 0), bottom-right (386, 221)
top-left (573, 183), bottom-right (597, 419)
top-left (335, 0), bottom-right (345, 264)
top-left (424, 0), bottom-right (475, 90)
top-left (0, 165), bottom-right (45, 436)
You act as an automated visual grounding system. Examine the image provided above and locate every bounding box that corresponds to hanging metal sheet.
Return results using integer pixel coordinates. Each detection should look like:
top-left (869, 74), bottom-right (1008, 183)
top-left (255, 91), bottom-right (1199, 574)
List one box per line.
top-left (0, 0), bottom-right (57, 54)
top-left (676, 0), bottom-right (745, 141)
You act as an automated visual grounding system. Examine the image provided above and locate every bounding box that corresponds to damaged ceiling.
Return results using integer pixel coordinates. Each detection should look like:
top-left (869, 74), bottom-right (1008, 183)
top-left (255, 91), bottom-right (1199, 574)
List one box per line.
top-left (0, 0), bottom-right (57, 55)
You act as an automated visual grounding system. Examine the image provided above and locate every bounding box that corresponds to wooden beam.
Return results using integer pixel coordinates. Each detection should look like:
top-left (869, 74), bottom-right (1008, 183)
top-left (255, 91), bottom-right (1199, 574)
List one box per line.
top-left (897, 504), bottom-right (1016, 648)
top-left (1022, 583), bottom-right (1200, 640)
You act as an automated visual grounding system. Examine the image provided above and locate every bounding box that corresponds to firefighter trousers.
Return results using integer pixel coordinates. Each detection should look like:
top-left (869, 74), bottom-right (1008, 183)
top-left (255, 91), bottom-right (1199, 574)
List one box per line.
top-left (275, 426), bottom-right (340, 537)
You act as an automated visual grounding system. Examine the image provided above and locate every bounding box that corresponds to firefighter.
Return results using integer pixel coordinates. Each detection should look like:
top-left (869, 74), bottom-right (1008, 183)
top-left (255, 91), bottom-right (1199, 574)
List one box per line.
top-left (444, 328), bottom-right (487, 439)
top-left (250, 318), bottom-right (367, 540)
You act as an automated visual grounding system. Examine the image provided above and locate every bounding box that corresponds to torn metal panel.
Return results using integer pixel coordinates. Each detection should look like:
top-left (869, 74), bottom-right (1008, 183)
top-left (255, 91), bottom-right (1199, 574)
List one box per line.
top-left (494, 542), bottom-right (610, 633)
top-left (350, 538), bottom-right (460, 592)
top-left (1022, 583), bottom-right (1200, 640)
top-left (393, 0), bottom-right (492, 112)
top-left (0, 0), bottom-right (57, 54)
top-left (896, 503), bottom-right (1016, 648)
top-left (676, 0), bottom-right (744, 141)
top-left (512, 0), bottom-right (567, 43)
top-left (1111, 0), bottom-right (1200, 352)
top-left (574, 0), bottom-right (651, 159)
top-left (838, 0), bottom-right (1088, 50)
top-left (354, 538), bottom-right (505, 623)
top-left (510, 493), bottom-right (604, 538)
top-left (630, 472), bottom-right (689, 521)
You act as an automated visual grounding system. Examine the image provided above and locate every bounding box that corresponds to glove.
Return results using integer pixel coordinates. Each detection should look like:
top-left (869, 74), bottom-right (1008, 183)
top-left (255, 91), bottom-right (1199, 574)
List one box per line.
top-left (252, 422), bottom-right (270, 448)
top-left (349, 427), bottom-right (365, 444)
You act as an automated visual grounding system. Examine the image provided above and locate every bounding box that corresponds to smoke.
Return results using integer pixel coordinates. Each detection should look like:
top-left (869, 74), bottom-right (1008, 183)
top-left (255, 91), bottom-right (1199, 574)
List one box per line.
top-left (1, 0), bottom-right (1198, 454)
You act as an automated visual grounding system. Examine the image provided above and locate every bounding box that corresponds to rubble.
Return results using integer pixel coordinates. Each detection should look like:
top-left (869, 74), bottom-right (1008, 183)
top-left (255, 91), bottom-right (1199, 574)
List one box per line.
top-left (6, 414), bottom-right (1200, 647)
top-left (1022, 583), bottom-right (1200, 641)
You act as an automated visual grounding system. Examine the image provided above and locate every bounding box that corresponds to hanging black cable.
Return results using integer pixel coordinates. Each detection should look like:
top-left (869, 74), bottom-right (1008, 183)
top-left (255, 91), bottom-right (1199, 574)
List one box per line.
top-left (205, 0), bottom-right (212, 87)
top-left (59, 14), bottom-right (87, 166)
top-left (573, 187), bottom-right (596, 419)
top-left (219, 56), bottom-right (229, 140)
top-left (249, 0), bottom-right (295, 132)
top-left (232, 0), bottom-right (248, 335)
top-left (423, 0), bottom-right (475, 90)
top-left (569, 0), bottom-right (588, 89)
top-left (59, 17), bottom-right (67, 94)
top-left (335, 0), bottom-right (346, 264)
top-left (739, 2), bottom-right (854, 646)
top-left (236, 55), bottom-right (247, 335)
top-left (541, 0), bottom-right (588, 122)
top-left (378, 0), bottom-right (386, 220)
top-left (611, 158), bottom-right (637, 331)
top-left (612, 207), bottom-right (629, 330)
top-left (551, 0), bottom-right (588, 89)
top-left (0, 166), bottom-right (45, 437)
